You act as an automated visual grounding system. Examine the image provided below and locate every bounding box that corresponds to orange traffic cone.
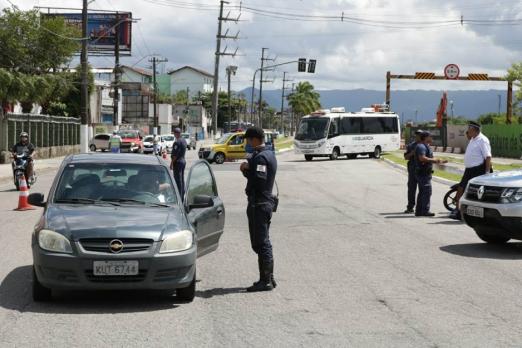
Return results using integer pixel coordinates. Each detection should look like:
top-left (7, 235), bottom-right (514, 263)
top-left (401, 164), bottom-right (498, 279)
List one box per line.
top-left (15, 175), bottom-right (35, 211)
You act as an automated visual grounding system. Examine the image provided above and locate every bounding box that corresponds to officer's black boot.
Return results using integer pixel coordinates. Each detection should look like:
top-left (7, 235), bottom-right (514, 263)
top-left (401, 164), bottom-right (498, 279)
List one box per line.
top-left (252, 257), bottom-right (263, 286)
top-left (246, 261), bottom-right (274, 292)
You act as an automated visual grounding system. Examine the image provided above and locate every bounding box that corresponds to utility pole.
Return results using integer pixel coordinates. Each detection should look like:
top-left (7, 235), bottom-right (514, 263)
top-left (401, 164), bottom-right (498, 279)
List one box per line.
top-left (80, 0), bottom-right (89, 153)
top-left (211, 0), bottom-right (239, 138)
top-left (226, 65), bottom-right (237, 132)
top-left (280, 72), bottom-right (292, 135)
top-left (185, 86), bottom-right (190, 131)
top-left (290, 82), bottom-right (295, 135)
top-left (113, 12), bottom-right (120, 129)
top-left (149, 56), bottom-right (168, 134)
top-left (258, 48), bottom-right (275, 128)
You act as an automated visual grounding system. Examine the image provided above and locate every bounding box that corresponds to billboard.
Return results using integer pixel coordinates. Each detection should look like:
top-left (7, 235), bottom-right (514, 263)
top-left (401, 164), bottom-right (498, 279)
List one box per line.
top-left (45, 12), bottom-right (132, 54)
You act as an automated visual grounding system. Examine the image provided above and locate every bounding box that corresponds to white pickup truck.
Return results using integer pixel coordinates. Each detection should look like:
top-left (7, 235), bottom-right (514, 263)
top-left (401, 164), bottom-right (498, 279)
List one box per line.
top-left (461, 170), bottom-right (522, 244)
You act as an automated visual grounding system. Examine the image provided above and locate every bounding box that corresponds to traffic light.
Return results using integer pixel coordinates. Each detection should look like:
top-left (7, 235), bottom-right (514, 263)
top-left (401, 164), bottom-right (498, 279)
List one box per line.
top-left (298, 58), bottom-right (307, 72)
top-left (307, 59), bottom-right (316, 73)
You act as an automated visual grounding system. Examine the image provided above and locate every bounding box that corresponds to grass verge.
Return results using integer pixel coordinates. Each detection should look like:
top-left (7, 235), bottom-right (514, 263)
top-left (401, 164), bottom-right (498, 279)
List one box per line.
top-left (382, 153), bottom-right (461, 182)
top-left (275, 137), bottom-right (294, 151)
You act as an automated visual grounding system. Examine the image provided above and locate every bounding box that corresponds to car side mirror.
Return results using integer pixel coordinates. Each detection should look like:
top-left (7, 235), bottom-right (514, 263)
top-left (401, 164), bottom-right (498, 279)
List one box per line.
top-left (188, 195), bottom-right (214, 211)
top-left (28, 193), bottom-right (46, 207)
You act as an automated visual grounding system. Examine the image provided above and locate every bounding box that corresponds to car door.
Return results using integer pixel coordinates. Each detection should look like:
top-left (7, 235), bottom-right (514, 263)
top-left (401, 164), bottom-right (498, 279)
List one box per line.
top-left (185, 160), bottom-right (225, 258)
top-left (227, 134), bottom-right (246, 159)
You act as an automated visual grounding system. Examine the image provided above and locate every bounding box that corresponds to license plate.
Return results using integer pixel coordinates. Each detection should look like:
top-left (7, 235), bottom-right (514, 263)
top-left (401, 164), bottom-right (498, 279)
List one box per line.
top-left (466, 206), bottom-right (484, 218)
top-left (93, 261), bottom-right (139, 276)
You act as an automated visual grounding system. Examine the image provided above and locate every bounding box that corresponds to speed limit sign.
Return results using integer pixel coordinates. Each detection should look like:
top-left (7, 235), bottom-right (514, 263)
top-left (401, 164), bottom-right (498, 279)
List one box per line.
top-left (444, 64), bottom-right (460, 80)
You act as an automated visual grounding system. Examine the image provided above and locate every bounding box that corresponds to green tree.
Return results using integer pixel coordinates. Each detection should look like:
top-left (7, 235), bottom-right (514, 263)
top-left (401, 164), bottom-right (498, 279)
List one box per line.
top-left (287, 81), bottom-right (321, 126)
top-left (174, 90), bottom-right (189, 105)
top-left (507, 62), bottom-right (522, 116)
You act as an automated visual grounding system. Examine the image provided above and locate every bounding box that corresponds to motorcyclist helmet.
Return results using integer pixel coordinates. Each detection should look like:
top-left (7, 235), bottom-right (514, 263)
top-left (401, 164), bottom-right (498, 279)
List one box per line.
top-left (20, 132), bottom-right (29, 143)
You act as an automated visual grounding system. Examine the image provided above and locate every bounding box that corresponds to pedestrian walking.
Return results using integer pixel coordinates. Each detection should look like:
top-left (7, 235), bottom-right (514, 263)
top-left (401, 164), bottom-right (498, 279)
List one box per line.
top-left (403, 129), bottom-right (423, 213)
top-left (414, 131), bottom-right (447, 217)
top-left (170, 128), bottom-right (187, 200)
top-left (450, 121), bottom-right (492, 220)
top-left (109, 131), bottom-right (122, 153)
top-left (240, 126), bottom-right (278, 292)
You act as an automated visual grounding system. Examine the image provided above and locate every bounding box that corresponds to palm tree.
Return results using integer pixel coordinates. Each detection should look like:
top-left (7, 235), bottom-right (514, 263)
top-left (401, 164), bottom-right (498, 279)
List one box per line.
top-left (287, 81), bottom-right (321, 133)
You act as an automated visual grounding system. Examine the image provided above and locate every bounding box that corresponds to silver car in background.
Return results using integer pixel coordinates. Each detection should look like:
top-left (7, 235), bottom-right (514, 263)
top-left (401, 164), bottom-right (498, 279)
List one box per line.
top-left (182, 133), bottom-right (197, 150)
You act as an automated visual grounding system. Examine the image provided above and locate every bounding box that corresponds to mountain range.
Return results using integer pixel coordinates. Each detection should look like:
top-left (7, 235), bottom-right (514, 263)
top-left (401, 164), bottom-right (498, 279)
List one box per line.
top-left (240, 88), bottom-right (509, 123)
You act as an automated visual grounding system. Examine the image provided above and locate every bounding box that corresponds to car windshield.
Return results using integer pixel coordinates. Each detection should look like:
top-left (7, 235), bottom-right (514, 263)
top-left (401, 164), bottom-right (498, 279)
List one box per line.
top-left (295, 118), bottom-right (329, 141)
top-left (117, 131), bottom-right (138, 138)
top-left (162, 135), bottom-right (174, 141)
top-left (143, 136), bottom-right (154, 142)
top-left (54, 163), bottom-right (178, 206)
top-left (216, 133), bottom-right (233, 144)
top-left (182, 134), bottom-right (190, 139)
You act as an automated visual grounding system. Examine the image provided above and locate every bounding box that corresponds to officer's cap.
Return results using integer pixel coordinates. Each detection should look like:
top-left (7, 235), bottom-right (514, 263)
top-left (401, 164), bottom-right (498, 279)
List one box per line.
top-left (174, 128), bottom-right (181, 134)
top-left (420, 131), bottom-right (432, 138)
top-left (468, 121), bottom-right (481, 130)
top-left (245, 126), bottom-right (264, 140)
top-left (414, 129), bottom-right (424, 135)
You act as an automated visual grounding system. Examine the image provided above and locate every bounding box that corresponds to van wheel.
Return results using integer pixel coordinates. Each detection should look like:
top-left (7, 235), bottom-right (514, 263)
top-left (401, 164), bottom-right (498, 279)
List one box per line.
top-left (305, 155), bottom-right (313, 161)
top-left (214, 152), bottom-right (226, 164)
top-left (371, 146), bottom-right (381, 159)
top-left (330, 147), bottom-right (340, 160)
top-left (32, 267), bottom-right (52, 302)
top-left (176, 271), bottom-right (196, 302)
top-left (89, 144), bottom-right (96, 152)
top-left (475, 229), bottom-right (510, 244)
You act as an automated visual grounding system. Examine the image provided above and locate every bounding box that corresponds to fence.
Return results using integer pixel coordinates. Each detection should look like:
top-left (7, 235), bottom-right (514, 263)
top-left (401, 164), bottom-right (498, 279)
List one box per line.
top-left (0, 113), bottom-right (81, 162)
top-left (482, 124), bottom-right (522, 158)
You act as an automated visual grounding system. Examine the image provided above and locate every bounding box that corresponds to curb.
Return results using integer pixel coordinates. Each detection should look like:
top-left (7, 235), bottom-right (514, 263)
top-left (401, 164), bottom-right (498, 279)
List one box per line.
top-left (381, 158), bottom-right (457, 186)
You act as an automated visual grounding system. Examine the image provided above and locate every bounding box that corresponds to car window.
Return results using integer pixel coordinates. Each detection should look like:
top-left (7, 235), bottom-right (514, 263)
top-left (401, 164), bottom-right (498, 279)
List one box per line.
top-left (163, 135), bottom-right (174, 141)
top-left (186, 163), bottom-right (217, 205)
top-left (54, 163), bottom-right (178, 205)
top-left (144, 136), bottom-right (154, 142)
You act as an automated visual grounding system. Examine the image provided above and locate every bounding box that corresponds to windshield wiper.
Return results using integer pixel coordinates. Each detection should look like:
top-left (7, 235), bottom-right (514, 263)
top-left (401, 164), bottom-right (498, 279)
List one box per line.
top-left (101, 198), bottom-right (170, 207)
top-left (55, 198), bottom-right (121, 206)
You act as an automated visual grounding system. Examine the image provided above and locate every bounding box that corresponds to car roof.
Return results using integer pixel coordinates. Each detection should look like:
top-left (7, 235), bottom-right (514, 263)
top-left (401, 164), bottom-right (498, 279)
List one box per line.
top-left (66, 153), bottom-right (165, 166)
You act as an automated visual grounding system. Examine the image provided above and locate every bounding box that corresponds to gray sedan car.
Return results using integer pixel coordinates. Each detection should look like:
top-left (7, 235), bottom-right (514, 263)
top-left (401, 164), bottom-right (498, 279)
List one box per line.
top-left (28, 153), bottom-right (225, 302)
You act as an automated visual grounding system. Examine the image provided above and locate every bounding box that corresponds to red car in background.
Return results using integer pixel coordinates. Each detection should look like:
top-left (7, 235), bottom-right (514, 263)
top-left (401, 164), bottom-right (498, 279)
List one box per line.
top-left (117, 130), bottom-right (144, 153)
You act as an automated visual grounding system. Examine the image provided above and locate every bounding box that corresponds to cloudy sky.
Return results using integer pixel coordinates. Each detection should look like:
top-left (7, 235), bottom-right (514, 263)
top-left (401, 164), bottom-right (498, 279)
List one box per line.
top-left (3, 0), bottom-right (522, 91)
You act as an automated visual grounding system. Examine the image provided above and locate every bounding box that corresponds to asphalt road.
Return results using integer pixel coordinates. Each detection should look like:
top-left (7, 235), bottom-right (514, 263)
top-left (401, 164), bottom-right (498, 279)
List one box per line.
top-left (2, 150), bottom-right (522, 347)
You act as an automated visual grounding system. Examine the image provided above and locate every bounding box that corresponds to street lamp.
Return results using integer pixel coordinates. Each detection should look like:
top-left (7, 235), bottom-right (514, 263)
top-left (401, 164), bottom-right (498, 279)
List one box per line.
top-left (449, 100), bottom-right (454, 119)
top-left (226, 65), bottom-right (237, 133)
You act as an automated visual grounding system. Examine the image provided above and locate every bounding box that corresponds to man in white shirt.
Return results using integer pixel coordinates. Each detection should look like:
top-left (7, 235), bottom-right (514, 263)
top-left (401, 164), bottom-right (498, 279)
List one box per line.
top-left (450, 121), bottom-right (492, 219)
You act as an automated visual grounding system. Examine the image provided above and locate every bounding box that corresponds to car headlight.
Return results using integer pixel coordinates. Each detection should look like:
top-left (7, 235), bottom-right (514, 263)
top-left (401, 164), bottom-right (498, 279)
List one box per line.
top-left (159, 230), bottom-right (193, 253)
top-left (38, 229), bottom-right (72, 253)
top-left (501, 188), bottom-right (522, 203)
top-left (318, 140), bottom-right (326, 147)
top-left (131, 142), bottom-right (136, 146)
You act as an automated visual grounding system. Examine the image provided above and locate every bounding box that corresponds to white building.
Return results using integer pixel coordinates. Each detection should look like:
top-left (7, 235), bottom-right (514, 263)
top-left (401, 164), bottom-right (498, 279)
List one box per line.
top-left (168, 66), bottom-right (214, 98)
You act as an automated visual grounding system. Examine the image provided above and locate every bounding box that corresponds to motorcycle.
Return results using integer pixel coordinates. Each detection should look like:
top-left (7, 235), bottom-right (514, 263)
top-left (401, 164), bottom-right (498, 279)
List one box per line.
top-left (12, 153), bottom-right (36, 191)
top-left (443, 183), bottom-right (459, 211)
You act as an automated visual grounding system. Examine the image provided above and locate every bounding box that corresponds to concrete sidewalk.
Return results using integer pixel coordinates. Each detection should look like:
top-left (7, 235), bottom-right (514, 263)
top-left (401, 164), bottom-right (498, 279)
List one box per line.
top-left (0, 156), bottom-right (65, 182)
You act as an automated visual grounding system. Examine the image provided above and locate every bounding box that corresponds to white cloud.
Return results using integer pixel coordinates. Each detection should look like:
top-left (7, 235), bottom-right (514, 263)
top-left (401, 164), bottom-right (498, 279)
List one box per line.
top-left (3, 0), bottom-right (521, 91)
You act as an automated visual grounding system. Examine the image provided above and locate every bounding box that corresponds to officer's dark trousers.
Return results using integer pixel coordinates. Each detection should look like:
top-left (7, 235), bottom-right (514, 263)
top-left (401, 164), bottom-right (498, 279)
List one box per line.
top-left (247, 203), bottom-right (273, 263)
top-left (407, 166), bottom-right (417, 210)
top-left (173, 161), bottom-right (186, 200)
top-left (415, 175), bottom-right (432, 215)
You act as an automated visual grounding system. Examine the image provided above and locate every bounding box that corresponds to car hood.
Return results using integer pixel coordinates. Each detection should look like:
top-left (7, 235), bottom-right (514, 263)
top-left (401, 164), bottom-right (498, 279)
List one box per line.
top-left (44, 204), bottom-right (190, 241)
top-left (121, 137), bottom-right (139, 143)
top-left (470, 170), bottom-right (522, 187)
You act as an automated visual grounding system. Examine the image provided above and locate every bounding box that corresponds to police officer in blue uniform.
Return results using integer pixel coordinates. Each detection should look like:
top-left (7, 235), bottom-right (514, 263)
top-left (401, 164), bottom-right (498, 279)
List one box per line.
top-left (414, 131), bottom-right (447, 217)
top-left (240, 127), bottom-right (278, 292)
top-left (170, 128), bottom-right (187, 200)
top-left (403, 129), bottom-right (423, 213)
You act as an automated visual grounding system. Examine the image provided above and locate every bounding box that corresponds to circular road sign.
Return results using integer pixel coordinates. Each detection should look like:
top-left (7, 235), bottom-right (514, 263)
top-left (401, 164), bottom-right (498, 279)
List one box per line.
top-left (444, 64), bottom-right (460, 80)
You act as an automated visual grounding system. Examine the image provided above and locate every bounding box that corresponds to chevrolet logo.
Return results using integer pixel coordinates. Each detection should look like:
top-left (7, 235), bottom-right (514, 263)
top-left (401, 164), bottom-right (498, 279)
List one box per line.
top-left (109, 239), bottom-right (124, 253)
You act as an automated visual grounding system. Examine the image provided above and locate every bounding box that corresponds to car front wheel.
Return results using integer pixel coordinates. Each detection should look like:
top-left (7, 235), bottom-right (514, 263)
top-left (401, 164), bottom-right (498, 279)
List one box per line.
top-left (474, 229), bottom-right (510, 244)
top-left (89, 144), bottom-right (96, 152)
top-left (214, 152), bottom-right (226, 164)
top-left (32, 267), bottom-right (52, 302)
top-left (176, 271), bottom-right (196, 302)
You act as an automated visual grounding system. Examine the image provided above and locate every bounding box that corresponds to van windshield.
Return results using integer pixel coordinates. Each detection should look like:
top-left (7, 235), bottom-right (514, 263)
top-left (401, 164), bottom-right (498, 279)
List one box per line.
top-left (295, 118), bottom-right (329, 141)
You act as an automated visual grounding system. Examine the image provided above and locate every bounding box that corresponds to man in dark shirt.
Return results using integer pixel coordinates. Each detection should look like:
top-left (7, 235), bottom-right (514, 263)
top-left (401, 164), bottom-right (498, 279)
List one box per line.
top-left (11, 132), bottom-right (35, 181)
top-left (170, 128), bottom-right (187, 200)
top-left (403, 129), bottom-right (423, 213)
top-left (414, 131), bottom-right (447, 217)
top-left (240, 126), bottom-right (278, 292)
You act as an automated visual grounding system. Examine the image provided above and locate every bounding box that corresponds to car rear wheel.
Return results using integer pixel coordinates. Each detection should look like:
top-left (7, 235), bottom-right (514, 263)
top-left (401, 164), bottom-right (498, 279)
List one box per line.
top-left (305, 155), bottom-right (313, 161)
top-left (176, 271), bottom-right (195, 302)
top-left (89, 144), bottom-right (96, 152)
top-left (474, 229), bottom-right (510, 244)
top-left (214, 152), bottom-right (226, 164)
top-left (32, 267), bottom-right (52, 302)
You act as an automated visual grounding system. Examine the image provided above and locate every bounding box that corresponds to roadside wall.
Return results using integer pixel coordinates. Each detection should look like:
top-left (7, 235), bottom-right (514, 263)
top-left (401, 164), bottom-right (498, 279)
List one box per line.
top-left (482, 124), bottom-right (522, 158)
top-left (447, 125), bottom-right (469, 151)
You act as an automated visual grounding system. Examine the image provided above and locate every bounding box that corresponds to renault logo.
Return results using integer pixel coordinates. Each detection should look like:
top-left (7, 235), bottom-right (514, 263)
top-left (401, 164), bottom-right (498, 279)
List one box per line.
top-left (109, 239), bottom-right (124, 253)
top-left (477, 186), bottom-right (485, 200)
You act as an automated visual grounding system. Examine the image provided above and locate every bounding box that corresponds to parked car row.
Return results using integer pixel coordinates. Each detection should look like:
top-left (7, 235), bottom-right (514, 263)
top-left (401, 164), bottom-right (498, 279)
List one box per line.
top-left (90, 132), bottom-right (197, 154)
